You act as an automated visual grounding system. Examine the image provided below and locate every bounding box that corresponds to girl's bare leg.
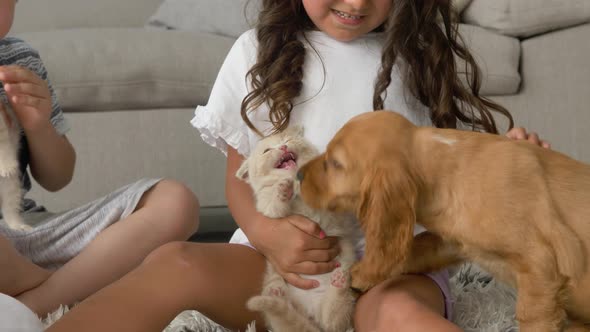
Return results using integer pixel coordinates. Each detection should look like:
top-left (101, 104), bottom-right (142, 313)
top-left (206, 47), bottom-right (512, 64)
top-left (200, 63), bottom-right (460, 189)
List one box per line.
top-left (47, 242), bottom-right (267, 332)
top-left (17, 180), bottom-right (200, 316)
top-left (0, 235), bottom-right (51, 296)
top-left (354, 275), bottom-right (463, 332)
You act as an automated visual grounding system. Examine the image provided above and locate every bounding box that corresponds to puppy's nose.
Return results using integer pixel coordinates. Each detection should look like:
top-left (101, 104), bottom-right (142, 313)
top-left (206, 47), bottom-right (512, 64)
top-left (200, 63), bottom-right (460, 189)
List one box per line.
top-left (297, 169), bottom-right (305, 181)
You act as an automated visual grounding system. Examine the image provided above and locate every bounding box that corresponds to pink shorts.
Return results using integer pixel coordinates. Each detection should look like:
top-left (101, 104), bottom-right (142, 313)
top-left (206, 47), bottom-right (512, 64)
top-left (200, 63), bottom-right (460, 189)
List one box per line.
top-left (425, 269), bottom-right (454, 320)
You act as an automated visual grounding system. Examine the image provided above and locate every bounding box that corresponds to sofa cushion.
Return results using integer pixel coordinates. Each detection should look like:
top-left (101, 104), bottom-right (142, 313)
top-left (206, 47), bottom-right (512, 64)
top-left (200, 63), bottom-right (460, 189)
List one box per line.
top-left (491, 23), bottom-right (590, 163)
top-left (453, 0), bottom-right (473, 13)
top-left (11, 0), bottom-right (163, 33)
top-left (15, 28), bottom-right (235, 112)
top-left (463, 0), bottom-right (590, 37)
top-left (458, 24), bottom-right (521, 95)
top-left (146, 0), bottom-right (260, 39)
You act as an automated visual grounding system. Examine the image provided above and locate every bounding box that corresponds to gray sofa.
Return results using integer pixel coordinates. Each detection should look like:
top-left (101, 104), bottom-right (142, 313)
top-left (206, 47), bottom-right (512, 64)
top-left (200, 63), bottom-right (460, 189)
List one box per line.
top-left (10, 0), bottom-right (590, 240)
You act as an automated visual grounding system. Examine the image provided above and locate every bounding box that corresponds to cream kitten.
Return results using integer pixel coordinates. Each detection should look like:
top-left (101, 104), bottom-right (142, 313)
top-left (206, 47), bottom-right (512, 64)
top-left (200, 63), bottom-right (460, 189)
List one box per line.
top-left (0, 102), bottom-right (27, 231)
top-left (238, 127), bottom-right (359, 332)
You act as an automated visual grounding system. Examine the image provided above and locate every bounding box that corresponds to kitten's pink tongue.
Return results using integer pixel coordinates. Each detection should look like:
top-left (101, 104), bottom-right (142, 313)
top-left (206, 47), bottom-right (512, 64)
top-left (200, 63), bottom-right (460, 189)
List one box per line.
top-left (280, 160), bottom-right (297, 169)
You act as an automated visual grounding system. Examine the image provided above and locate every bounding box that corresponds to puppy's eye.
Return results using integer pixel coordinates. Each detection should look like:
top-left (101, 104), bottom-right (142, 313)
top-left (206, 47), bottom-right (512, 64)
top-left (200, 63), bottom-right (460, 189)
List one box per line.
top-left (330, 159), bottom-right (343, 170)
top-left (324, 158), bottom-right (343, 171)
top-left (263, 148), bottom-right (271, 153)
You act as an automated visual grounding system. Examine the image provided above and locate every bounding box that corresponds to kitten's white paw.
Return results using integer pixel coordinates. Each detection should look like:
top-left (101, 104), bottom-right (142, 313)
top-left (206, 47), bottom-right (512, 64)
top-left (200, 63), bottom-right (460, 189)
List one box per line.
top-left (330, 268), bottom-right (349, 289)
top-left (0, 159), bottom-right (19, 177)
top-left (246, 295), bottom-right (271, 312)
top-left (5, 222), bottom-right (32, 232)
top-left (278, 179), bottom-right (294, 202)
top-left (245, 321), bottom-right (257, 332)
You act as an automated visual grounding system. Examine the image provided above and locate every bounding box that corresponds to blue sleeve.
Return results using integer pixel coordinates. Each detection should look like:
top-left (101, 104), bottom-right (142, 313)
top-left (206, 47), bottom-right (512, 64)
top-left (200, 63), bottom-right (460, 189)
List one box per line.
top-left (4, 37), bottom-right (70, 135)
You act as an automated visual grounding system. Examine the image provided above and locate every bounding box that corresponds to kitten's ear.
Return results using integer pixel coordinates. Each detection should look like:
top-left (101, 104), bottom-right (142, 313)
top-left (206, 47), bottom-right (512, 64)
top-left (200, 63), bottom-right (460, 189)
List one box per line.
top-left (235, 159), bottom-right (249, 181)
top-left (286, 125), bottom-right (304, 137)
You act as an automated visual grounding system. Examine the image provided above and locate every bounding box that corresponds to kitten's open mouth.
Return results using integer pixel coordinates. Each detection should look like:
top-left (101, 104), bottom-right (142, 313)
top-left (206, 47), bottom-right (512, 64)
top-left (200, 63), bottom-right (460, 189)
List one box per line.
top-left (275, 151), bottom-right (298, 170)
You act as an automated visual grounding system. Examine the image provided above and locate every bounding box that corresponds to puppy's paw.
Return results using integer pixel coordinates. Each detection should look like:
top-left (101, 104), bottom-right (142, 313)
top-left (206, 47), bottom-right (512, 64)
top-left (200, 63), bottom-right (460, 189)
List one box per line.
top-left (350, 263), bottom-right (378, 293)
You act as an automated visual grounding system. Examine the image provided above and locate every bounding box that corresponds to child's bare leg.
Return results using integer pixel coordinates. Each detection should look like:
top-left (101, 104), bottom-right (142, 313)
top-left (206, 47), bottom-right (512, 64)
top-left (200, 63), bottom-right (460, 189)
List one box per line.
top-left (17, 180), bottom-right (199, 316)
top-left (354, 275), bottom-right (462, 332)
top-left (47, 242), bottom-right (267, 332)
top-left (0, 235), bottom-right (51, 296)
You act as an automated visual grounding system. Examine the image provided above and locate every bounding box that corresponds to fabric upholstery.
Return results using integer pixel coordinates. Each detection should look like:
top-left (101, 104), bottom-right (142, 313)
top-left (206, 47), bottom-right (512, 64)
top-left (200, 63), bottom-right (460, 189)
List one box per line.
top-left (11, 0), bottom-right (162, 33)
top-left (491, 23), bottom-right (590, 163)
top-left (146, 0), bottom-right (260, 39)
top-left (463, 0), bottom-right (590, 37)
top-left (458, 24), bottom-right (521, 95)
top-left (28, 108), bottom-right (229, 211)
top-left (15, 28), bottom-right (234, 112)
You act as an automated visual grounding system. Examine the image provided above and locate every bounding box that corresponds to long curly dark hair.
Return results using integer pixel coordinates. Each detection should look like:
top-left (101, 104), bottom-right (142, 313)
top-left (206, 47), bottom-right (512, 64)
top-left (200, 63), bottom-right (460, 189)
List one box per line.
top-left (241, 0), bottom-right (514, 136)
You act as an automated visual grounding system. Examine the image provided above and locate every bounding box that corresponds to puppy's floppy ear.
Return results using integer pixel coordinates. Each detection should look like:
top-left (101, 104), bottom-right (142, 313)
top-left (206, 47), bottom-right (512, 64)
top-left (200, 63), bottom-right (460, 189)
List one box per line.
top-left (357, 163), bottom-right (417, 284)
top-left (235, 158), bottom-right (250, 182)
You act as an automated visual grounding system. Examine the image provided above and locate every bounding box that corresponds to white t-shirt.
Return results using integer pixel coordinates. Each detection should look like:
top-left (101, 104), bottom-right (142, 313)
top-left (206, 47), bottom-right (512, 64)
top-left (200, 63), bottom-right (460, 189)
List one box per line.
top-left (191, 29), bottom-right (431, 245)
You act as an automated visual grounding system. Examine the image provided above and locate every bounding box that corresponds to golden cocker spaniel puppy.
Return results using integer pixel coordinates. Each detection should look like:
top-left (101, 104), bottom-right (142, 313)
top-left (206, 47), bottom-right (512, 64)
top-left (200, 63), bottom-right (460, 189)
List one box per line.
top-left (298, 110), bottom-right (590, 332)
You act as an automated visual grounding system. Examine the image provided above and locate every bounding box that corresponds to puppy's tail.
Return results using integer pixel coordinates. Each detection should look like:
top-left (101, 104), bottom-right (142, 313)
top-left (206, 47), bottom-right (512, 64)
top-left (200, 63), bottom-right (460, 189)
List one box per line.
top-left (247, 295), bottom-right (322, 332)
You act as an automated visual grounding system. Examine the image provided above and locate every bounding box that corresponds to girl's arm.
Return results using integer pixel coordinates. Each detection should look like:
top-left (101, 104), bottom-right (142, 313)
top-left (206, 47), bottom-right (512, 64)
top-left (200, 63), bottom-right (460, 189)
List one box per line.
top-left (0, 65), bottom-right (76, 191)
top-left (226, 146), bottom-right (340, 289)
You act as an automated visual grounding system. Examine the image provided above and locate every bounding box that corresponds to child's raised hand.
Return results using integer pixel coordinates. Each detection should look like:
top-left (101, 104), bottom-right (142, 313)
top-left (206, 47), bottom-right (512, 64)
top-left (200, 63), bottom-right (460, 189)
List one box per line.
top-left (251, 214), bottom-right (341, 289)
top-left (506, 127), bottom-right (551, 149)
top-left (0, 65), bottom-right (52, 133)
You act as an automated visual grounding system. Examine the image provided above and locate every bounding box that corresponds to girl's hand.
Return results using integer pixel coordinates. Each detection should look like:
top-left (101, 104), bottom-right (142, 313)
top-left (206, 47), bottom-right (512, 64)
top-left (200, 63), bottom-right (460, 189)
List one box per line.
top-left (250, 214), bottom-right (341, 290)
top-left (0, 65), bottom-right (53, 133)
top-left (506, 127), bottom-right (551, 149)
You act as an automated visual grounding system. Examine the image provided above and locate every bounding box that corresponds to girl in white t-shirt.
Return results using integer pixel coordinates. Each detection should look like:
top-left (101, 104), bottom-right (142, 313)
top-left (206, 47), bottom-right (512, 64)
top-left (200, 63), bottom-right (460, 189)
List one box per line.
top-left (48, 1), bottom-right (550, 331)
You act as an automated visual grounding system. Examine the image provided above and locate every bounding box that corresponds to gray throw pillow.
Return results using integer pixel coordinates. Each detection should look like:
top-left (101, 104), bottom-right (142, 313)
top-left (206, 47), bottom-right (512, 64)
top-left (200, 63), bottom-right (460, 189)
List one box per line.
top-left (463, 0), bottom-right (590, 37)
top-left (146, 0), bottom-right (261, 39)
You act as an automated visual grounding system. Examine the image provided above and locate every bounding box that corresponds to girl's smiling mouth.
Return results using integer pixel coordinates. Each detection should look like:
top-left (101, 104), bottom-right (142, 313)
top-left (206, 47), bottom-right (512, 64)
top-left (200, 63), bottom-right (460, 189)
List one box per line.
top-left (332, 9), bottom-right (365, 25)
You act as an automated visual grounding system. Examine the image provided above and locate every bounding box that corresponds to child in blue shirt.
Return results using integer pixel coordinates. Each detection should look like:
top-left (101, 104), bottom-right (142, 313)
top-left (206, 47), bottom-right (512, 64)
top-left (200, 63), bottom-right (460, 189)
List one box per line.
top-left (0, 0), bottom-right (200, 319)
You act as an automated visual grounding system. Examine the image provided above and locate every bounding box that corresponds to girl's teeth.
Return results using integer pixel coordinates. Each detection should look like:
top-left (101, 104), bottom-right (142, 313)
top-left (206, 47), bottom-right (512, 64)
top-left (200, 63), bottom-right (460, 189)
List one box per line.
top-left (334, 10), bottom-right (361, 20)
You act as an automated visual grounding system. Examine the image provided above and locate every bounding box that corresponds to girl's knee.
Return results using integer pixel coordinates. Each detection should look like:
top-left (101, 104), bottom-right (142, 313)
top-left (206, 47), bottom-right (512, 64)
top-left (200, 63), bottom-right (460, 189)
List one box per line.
top-left (143, 241), bottom-right (199, 273)
top-left (375, 289), bottom-right (429, 327)
top-left (144, 179), bottom-right (200, 238)
top-left (155, 179), bottom-right (200, 210)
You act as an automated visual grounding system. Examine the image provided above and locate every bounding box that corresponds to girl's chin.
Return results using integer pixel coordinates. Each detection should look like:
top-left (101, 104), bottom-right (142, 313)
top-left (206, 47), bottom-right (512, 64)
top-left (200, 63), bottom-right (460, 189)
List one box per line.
top-left (325, 29), bottom-right (365, 42)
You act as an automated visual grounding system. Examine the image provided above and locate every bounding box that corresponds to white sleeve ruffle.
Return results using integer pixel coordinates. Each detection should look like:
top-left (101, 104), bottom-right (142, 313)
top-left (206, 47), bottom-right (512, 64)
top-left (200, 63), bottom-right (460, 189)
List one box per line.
top-left (191, 105), bottom-right (249, 157)
top-left (191, 30), bottom-right (257, 157)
